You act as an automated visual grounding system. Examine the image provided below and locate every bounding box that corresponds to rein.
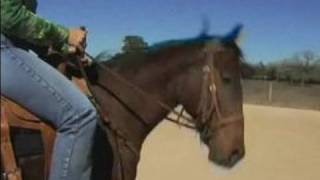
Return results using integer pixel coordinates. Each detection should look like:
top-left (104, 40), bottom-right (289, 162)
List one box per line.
top-left (84, 53), bottom-right (196, 129)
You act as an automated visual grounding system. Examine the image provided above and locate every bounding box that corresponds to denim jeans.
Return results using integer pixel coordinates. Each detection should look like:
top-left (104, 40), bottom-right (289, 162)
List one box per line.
top-left (1, 34), bottom-right (97, 180)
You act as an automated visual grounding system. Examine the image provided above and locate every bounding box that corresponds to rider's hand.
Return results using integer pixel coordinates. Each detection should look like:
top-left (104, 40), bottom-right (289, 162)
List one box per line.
top-left (68, 28), bottom-right (87, 53)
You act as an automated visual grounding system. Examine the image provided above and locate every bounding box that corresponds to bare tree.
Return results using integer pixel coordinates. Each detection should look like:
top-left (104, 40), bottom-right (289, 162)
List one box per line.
top-left (276, 58), bottom-right (295, 83)
top-left (297, 51), bottom-right (318, 86)
top-left (278, 51), bottom-right (319, 85)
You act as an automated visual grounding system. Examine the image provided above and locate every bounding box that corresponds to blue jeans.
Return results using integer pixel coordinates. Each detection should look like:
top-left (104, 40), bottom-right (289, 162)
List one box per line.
top-left (1, 34), bottom-right (97, 180)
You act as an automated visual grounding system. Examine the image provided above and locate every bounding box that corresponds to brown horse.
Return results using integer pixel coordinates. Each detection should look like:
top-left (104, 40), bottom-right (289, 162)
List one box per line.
top-left (87, 25), bottom-right (245, 180)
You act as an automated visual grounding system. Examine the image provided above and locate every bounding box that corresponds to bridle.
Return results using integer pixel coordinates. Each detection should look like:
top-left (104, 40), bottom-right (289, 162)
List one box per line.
top-left (198, 45), bottom-right (243, 127)
top-left (196, 44), bottom-right (243, 142)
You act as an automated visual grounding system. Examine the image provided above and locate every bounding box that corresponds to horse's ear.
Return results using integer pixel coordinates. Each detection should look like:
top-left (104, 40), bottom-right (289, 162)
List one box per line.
top-left (199, 15), bottom-right (210, 37)
top-left (223, 24), bottom-right (243, 44)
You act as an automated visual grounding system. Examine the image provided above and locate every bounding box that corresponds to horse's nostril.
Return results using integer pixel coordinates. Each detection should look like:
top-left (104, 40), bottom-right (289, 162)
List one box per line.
top-left (229, 149), bottom-right (241, 165)
top-left (232, 149), bottom-right (240, 156)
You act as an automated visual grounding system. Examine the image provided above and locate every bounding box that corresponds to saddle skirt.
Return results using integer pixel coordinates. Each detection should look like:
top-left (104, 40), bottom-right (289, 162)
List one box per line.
top-left (1, 96), bottom-right (41, 123)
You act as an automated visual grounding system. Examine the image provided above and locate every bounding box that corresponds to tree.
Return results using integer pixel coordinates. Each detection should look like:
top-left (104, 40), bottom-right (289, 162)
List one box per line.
top-left (95, 50), bottom-right (114, 61)
top-left (251, 61), bottom-right (269, 79)
top-left (121, 35), bottom-right (148, 53)
top-left (276, 58), bottom-right (296, 83)
top-left (266, 65), bottom-right (277, 80)
top-left (290, 51), bottom-right (318, 86)
top-left (244, 51), bottom-right (320, 84)
top-left (240, 61), bottom-right (255, 78)
top-left (277, 51), bottom-right (319, 85)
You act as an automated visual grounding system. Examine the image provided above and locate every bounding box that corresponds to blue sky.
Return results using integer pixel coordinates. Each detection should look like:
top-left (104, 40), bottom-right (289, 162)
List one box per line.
top-left (38, 0), bottom-right (320, 63)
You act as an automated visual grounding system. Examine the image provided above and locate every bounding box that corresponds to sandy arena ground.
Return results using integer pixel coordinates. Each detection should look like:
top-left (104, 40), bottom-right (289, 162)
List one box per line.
top-left (137, 104), bottom-right (320, 180)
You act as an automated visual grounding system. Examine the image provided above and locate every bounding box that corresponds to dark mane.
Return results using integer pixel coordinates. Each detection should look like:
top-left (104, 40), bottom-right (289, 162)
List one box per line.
top-left (148, 34), bottom-right (243, 57)
top-left (100, 33), bottom-right (242, 71)
top-left (147, 34), bottom-right (221, 52)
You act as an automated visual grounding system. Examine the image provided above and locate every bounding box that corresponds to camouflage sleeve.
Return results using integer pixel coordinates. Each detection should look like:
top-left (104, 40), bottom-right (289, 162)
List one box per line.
top-left (1, 0), bottom-right (69, 52)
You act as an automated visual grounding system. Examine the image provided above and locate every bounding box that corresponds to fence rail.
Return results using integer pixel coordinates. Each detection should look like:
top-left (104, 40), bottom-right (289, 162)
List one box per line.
top-left (242, 79), bottom-right (320, 110)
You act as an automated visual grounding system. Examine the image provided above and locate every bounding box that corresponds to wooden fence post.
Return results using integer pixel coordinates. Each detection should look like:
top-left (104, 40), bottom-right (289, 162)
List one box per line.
top-left (268, 81), bottom-right (273, 103)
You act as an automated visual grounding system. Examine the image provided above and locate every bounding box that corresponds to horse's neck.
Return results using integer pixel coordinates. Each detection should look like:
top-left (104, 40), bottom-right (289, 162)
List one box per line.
top-left (91, 49), bottom-right (198, 180)
top-left (90, 60), bottom-right (180, 180)
top-left (93, 58), bottom-right (180, 149)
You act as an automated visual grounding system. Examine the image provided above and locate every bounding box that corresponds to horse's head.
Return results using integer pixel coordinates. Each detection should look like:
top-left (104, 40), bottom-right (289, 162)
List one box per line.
top-left (174, 25), bottom-right (245, 168)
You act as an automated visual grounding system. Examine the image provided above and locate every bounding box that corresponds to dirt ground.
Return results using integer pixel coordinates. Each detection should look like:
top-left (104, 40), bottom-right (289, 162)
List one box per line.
top-left (137, 104), bottom-right (320, 180)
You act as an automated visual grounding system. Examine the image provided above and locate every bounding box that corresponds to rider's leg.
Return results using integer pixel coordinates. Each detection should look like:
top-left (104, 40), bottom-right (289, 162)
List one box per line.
top-left (1, 34), bottom-right (97, 180)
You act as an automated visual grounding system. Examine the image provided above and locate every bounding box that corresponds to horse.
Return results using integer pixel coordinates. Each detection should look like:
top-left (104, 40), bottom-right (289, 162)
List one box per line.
top-left (1, 25), bottom-right (245, 180)
top-left (86, 25), bottom-right (245, 180)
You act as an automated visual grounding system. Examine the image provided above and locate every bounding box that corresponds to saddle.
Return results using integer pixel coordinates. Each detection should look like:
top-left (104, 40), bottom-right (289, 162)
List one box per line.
top-left (1, 96), bottom-right (53, 180)
top-left (1, 70), bottom-right (89, 180)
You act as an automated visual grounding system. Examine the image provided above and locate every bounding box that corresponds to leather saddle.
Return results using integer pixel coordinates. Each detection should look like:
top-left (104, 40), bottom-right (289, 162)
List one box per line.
top-left (1, 61), bottom-right (89, 180)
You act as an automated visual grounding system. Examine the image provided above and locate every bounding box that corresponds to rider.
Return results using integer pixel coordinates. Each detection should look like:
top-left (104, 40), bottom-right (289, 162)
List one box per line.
top-left (1, 0), bottom-right (98, 180)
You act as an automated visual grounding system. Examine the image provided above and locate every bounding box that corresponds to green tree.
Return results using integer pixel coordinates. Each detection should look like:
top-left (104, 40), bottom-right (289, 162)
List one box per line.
top-left (240, 61), bottom-right (255, 78)
top-left (266, 65), bottom-right (277, 80)
top-left (121, 35), bottom-right (148, 53)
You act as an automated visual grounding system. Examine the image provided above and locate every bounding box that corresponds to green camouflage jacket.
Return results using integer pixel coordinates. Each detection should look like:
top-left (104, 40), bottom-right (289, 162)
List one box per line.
top-left (1, 0), bottom-right (69, 53)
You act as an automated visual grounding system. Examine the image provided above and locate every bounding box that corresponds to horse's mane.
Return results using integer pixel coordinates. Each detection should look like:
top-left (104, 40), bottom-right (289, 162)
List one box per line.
top-left (147, 34), bottom-right (220, 53)
top-left (146, 24), bottom-right (243, 53)
top-left (98, 25), bottom-right (243, 70)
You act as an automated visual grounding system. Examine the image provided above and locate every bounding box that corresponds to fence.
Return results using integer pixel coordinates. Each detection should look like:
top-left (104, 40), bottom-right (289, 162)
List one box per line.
top-left (242, 79), bottom-right (320, 110)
